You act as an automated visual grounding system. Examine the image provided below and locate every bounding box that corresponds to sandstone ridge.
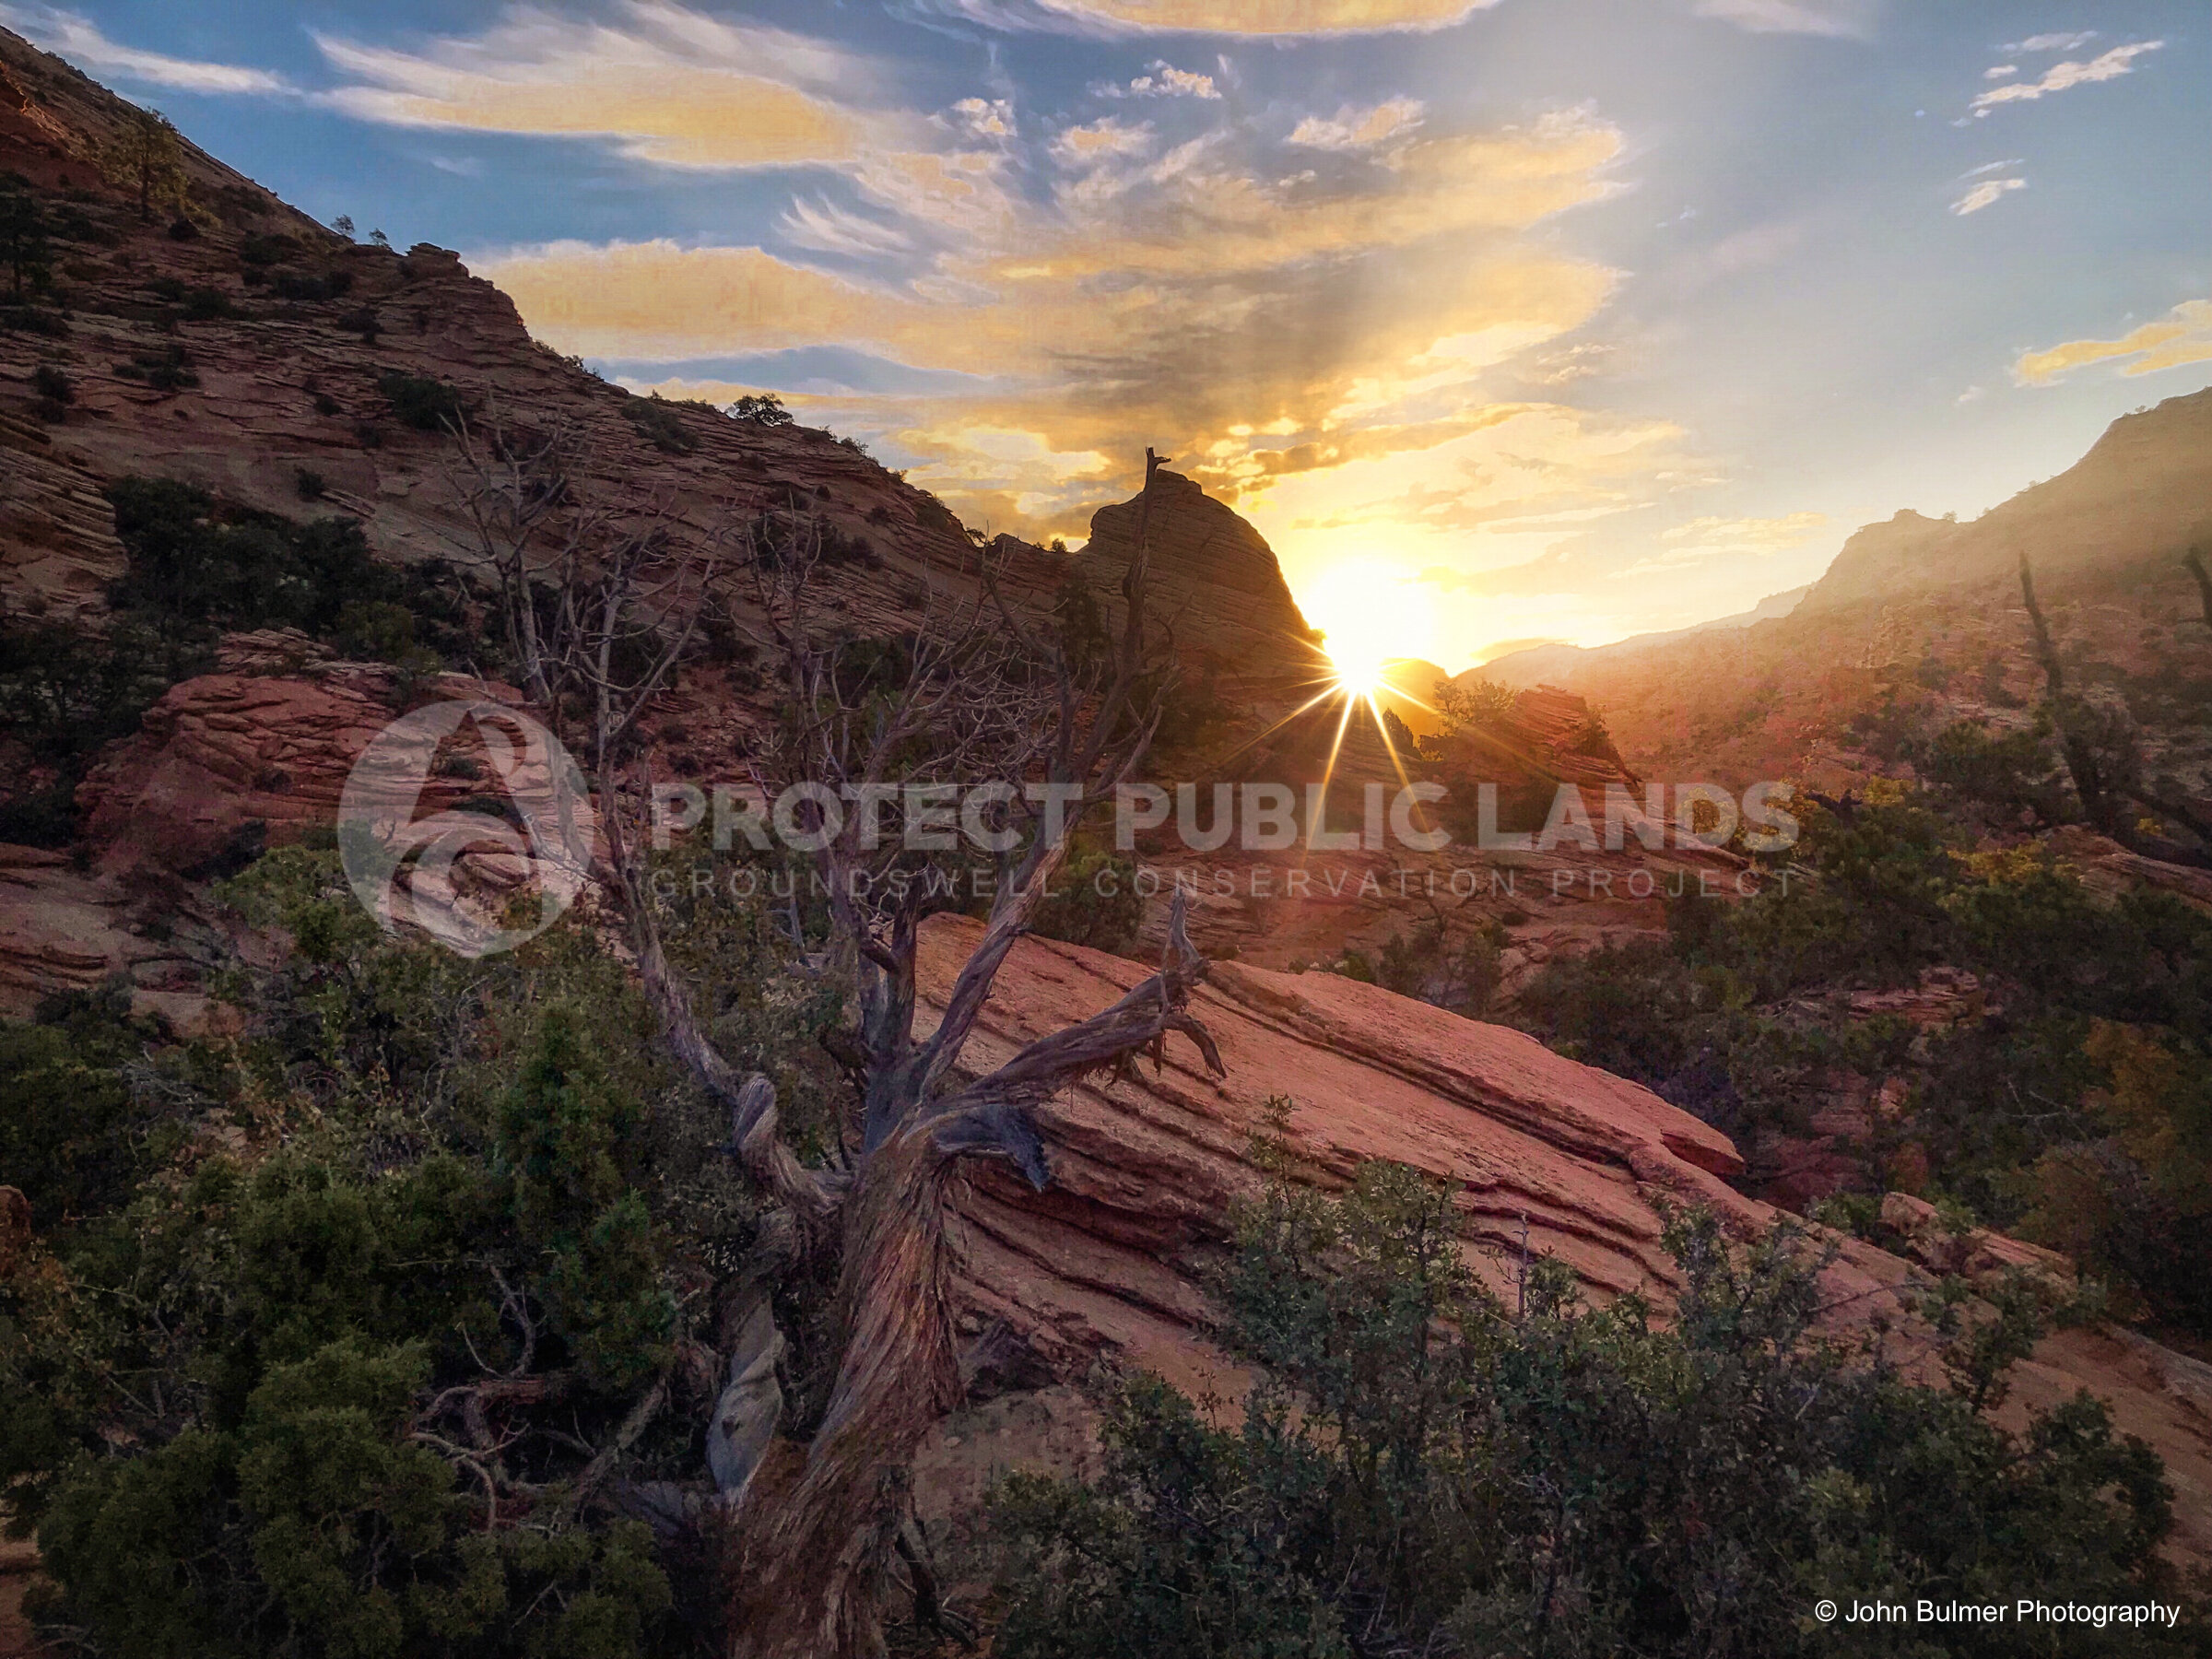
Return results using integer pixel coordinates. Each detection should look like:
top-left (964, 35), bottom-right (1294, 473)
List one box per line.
top-left (914, 914), bottom-right (2212, 1560)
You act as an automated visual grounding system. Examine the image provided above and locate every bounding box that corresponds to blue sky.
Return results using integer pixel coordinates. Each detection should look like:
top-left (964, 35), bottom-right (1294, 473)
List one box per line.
top-left (8, 0), bottom-right (2206, 666)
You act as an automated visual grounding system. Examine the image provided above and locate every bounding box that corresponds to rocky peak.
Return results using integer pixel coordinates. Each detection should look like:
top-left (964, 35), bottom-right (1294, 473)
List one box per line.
top-left (1800, 386), bottom-right (2212, 615)
top-left (1796, 509), bottom-right (1962, 614)
top-left (1077, 467), bottom-right (1320, 678)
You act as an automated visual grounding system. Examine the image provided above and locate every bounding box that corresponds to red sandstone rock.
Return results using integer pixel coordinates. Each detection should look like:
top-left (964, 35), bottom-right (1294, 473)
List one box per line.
top-left (912, 916), bottom-right (2212, 1561)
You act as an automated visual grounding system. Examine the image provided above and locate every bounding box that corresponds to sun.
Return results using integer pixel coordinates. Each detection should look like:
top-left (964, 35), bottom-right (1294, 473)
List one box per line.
top-left (1302, 560), bottom-right (1430, 698)
top-left (1325, 641), bottom-right (1388, 697)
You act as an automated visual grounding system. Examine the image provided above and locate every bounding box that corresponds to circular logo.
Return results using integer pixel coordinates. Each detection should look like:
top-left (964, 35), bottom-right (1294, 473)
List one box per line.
top-left (338, 700), bottom-right (596, 959)
top-left (1814, 1601), bottom-right (1838, 1624)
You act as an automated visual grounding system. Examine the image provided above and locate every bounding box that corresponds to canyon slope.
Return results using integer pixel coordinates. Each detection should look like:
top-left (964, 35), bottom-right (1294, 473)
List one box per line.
top-left (1477, 388), bottom-right (2212, 799)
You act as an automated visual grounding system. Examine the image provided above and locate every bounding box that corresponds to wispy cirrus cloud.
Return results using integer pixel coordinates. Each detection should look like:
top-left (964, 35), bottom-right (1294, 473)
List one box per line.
top-left (1951, 176), bottom-right (2025, 215)
top-left (1691, 0), bottom-right (1880, 40)
top-left (2004, 30), bottom-right (2096, 53)
top-left (313, 4), bottom-right (876, 168)
top-left (0, 3), bottom-right (293, 93)
top-left (1030, 0), bottom-right (1498, 34)
top-left (2014, 300), bottom-right (2212, 386)
top-left (1971, 41), bottom-right (2162, 114)
top-left (776, 195), bottom-right (914, 258)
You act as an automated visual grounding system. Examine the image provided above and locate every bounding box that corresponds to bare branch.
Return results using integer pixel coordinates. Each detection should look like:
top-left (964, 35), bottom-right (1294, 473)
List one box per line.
top-left (926, 891), bottom-right (1223, 1181)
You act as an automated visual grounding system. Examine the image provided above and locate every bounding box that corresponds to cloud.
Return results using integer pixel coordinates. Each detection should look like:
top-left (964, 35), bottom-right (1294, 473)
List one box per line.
top-left (1030, 0), bottom-right (1498, 34)
top-left (947, 97), bottom-right (1017, 139)
top-left (1095, 60), bottom-right (1222, 98)
top-left (1691, 0), bottom-right (1880, 39)
top-left (1661, 512), bottom-right (1825, 550)
top-left (313, 2), bottom-right (878, 168)
top-left (1983, 65), bottom-right (2018, 80)
top-left (1288, 97), bottom-right (1425, 150)
top-left (1971, 41), bottom-right (2163, 113)
top-left (1961, 158), bottom-right (2024, 177)
top-left (1048, 115), bottom-right (1156, 169)
top-left (477, 106), bottom-right (1638, 543)
top-left (777, 195), bottom-right (915, 257)
top-left (0, 4), bottom-right (293, 93)
top-left (2004, 31), bottom-right (2097, 53)
top-left (1951, 176), bottom-right (2025, 215)
top-left (2014, 300), bottom-right (2212, 385)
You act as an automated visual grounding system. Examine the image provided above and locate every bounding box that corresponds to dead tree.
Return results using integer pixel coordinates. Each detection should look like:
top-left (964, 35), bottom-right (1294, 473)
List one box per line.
top-left (2018, 552), bottom-right (2119, 831)
top-left (595, 449), bottom-right (1222, 1656)
top-left (2186, 547), bottom-right (2212, 635)
top-left (446, 410), bottom-right (719, 771)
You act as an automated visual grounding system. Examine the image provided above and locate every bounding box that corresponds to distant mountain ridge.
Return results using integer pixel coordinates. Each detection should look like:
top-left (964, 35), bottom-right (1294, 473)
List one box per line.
top-left (1478, 586), bottom-right (1811, 690)
top-left (1798, 386), bottom-right (2212, 613)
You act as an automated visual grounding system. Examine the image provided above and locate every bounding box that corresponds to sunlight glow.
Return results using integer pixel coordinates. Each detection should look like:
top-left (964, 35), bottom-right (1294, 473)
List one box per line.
top-left (1300, 560), bottom-right (1433, 698)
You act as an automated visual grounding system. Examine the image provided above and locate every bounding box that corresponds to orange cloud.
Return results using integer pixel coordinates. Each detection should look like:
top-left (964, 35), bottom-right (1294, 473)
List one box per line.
top-left (315, 4), bottom-right (878, 169)
top-left (2014, 300), bottom-right (2212, 385)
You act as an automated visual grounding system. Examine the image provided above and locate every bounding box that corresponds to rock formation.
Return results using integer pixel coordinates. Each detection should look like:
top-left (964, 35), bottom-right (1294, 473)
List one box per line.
top-left (1798, 388), bottom-right (2212, 613)
top-left (0, 23), bottom-right (987, 641)
top-left (1077, 466), bottom-right (1322, 684)
top-left (914, 913), bottom-right (2212, 1561)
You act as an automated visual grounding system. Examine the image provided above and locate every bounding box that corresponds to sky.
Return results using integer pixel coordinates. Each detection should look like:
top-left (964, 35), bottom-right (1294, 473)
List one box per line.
top-left (6, 0), bottom-right (2206, 668)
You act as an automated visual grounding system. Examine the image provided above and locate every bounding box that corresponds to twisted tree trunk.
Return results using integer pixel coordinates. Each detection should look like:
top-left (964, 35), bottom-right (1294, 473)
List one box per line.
top-left (724, 1128), bottom-right (964, 1657)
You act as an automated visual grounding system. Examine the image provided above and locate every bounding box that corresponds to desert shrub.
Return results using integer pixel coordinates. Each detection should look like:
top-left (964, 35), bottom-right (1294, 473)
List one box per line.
top-left (0, 985), bottom-right (188, 1228)
top-left (0, 176), bottom-right (52, 300)
top-left (272, 266), bottom-right (354, 302)
top-left (106, 477), bottom-right (386, 636)
top-left (238, 232), bottom-right (299, 267)
top-left (1029, 845), bottom-right (1143, 956)
top-left (0, 848), bottom-right (839, 1655)
top-left (1913, 716), bottom-right (2066, 824)
top-left (624, 394), bottom-right (701, 454)
top-left (0, 609), bottom-right (200, 766)
top-left (112, 342), bottom-right (197, 392)
top-left (182, 284), bottom-right (235, 320)
top-left (30, 363), bottom-right (70, 405)
top-left (378, 370), bottom-right (466, 430)
top-left (992, 1165), bottom-right (2200, 1658)
top-left (1377, 919), bottom-right (1502, 1018)
top-left (332, 599), bottom-right (418, 664)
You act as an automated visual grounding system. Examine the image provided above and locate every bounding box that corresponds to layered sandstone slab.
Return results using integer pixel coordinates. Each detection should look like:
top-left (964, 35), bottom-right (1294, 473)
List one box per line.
top-left (921, 911), bottom-right (1760, 1393)
top-left (915, 915), bottom-right (2212, 1559)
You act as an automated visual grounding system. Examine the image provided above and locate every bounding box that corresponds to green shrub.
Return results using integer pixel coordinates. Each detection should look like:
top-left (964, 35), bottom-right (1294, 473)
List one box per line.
top-left (0, 852), bottom-right (801, 1655)
top-left (1029, 845), bottom-right (1143, 956)
top-left (992, 1164), bottom-right (2201, 1658)
top-left (378, 370), bottom-right (466, 431)
top-left (726, 393), bottom-right (793, 425)
top-left (623, 394), bottom-right (700, 454)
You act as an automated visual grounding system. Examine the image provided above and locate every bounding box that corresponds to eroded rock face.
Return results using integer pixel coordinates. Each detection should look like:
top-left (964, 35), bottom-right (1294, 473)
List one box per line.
top-left (76, 668), bottom-right (409, 875)
top-left (1078, 468), bottom-right (1320, 681)
top-left (0, 844), bottom-right (228, 1025)
top-left (922, 911), bottom-right (1759, 1393)
top-left (914, 915), bottom-right (2212, 1560)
